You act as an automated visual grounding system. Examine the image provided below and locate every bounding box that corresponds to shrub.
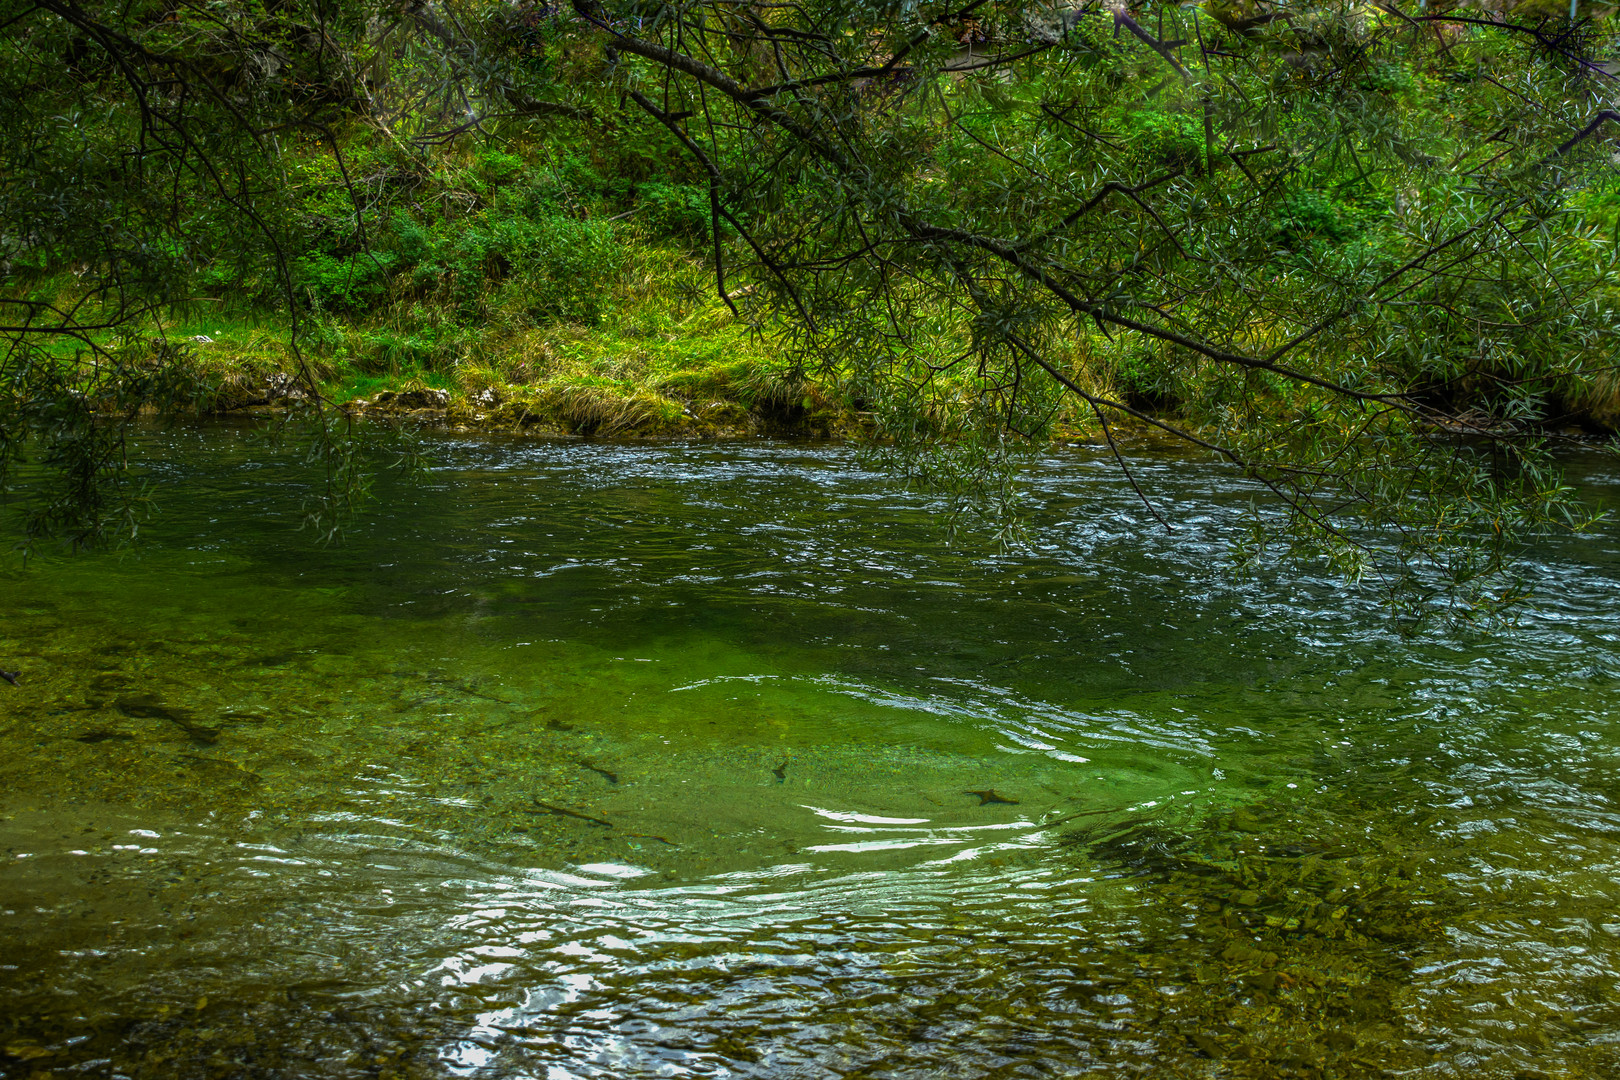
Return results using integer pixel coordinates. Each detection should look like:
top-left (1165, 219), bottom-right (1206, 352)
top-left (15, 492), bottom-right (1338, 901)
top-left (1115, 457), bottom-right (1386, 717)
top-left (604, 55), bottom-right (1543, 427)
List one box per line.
top-left (1270, 189), bottom-right (1366, 250)
top-left (295, 250), bottom-right (396, 313)
top-left (637, 182), bottom-right (711, 240)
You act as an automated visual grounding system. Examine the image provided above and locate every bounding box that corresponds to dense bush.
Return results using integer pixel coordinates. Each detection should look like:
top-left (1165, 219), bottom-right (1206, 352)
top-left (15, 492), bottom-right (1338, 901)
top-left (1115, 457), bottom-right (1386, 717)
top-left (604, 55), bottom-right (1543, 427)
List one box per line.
top-left (295, 251), bottom-right (398, 314)
top-left (637, 182), bottom-right (712, 240)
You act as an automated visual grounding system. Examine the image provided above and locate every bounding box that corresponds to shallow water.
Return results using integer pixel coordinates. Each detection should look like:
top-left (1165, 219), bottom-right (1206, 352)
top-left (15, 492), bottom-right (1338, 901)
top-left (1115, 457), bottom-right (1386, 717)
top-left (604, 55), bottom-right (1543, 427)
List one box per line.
top-left (2, 432), bottom-right (1619, 1078)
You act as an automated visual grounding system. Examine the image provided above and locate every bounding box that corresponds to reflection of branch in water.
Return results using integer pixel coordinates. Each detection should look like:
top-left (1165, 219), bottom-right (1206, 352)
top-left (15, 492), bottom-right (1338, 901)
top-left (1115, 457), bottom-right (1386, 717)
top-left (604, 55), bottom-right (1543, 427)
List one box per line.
top-left (966, 789), bottom-right (1019, 805)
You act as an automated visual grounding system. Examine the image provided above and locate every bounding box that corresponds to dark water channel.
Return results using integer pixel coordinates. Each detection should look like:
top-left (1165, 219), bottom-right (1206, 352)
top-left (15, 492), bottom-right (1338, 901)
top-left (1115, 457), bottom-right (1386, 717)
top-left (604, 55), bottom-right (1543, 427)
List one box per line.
top-left (3, 432), bottom-right (1620, 1078)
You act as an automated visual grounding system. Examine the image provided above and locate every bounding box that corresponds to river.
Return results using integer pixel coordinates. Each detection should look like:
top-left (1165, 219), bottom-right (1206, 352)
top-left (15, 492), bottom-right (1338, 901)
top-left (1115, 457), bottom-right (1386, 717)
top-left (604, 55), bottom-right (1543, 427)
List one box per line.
top-left (2, 431), bottom-right (1618, 1077)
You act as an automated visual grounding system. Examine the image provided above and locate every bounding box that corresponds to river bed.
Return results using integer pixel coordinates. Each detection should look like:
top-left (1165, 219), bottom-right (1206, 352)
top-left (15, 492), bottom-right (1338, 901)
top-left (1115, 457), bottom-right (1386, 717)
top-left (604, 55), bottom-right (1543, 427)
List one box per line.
top-left (3, 432), bottom-right (1619, 1078)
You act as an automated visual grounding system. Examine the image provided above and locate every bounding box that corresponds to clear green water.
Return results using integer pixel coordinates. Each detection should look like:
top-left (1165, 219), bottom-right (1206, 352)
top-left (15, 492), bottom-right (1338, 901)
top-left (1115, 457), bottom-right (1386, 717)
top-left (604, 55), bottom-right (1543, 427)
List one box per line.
top-left (3, 431), bottom-right (1620, 1078)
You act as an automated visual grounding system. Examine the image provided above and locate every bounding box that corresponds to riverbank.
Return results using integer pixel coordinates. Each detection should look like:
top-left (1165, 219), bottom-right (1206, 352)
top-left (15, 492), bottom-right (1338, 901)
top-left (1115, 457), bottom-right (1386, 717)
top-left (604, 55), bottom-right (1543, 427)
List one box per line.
top-left (200, 349), bottom-right (855, 440)
top-left (148, 270), bottom-right (1620, 444)
top-left (193, 350), bottom-right (1620, 446)
top-left (38, 242), bottom-right (1620, 445)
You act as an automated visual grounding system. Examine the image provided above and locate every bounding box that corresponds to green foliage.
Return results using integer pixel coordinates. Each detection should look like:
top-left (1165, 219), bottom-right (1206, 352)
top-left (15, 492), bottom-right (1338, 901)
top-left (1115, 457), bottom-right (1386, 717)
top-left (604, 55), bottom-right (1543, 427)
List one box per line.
top-left (1121, 108), bottom-right (1209, 172)
top-left (1359, 58), bottom-right (1418, 95)
top-left (1269, 188), bottom-right (1371, 250)
top-left (1113, 351), bottom-right (1185, 413)
top-left (475, 149), bottom-right (527, 186)
top-left (1574, 179), bottom-right (1620, 240)
top-left (637, 182), bottom-right (713, 240)
top-left (487, 213), bottom-right (624, 325)
top-left (296, 251), bottom-right (398, 314)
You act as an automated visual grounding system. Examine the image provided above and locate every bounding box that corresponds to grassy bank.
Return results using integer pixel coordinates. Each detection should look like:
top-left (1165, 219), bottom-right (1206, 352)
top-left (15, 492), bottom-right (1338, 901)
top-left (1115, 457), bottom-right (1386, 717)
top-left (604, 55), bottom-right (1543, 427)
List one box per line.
top-left (144, 250), bottom-right (855, 440)
top-left (13, 125), bottom-right (1620, 446)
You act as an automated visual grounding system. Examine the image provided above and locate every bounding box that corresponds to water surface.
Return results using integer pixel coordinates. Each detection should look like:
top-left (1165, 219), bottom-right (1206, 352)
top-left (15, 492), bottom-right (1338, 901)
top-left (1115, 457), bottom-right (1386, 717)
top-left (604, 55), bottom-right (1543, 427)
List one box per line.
top-left (3, 432), bottom-right (1619, 1077)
